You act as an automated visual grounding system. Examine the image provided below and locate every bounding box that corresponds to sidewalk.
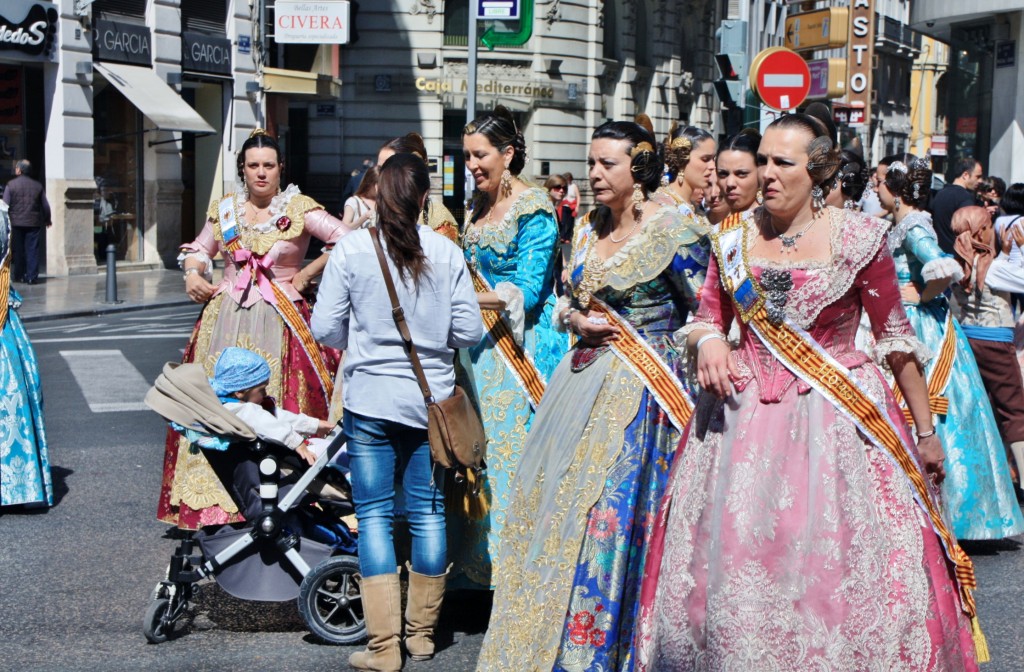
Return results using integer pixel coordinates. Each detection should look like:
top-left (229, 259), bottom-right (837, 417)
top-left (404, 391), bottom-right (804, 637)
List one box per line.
top-left (15, 269), bottom-right (201, 323)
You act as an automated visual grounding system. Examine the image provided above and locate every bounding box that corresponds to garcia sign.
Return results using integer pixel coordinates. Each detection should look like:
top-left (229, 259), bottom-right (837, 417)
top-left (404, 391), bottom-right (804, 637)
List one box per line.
top-left (94, 19), bottom-right (152, 66)
top-left (183, 32), bottom-right (232, 76)
top-left (0, 1), bottom-right (58, 61)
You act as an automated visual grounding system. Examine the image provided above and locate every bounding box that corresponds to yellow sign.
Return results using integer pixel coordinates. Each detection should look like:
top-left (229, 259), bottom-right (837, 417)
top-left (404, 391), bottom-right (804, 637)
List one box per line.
top-left (785, 8), bottom-right (849, 51)
top-left (807, 58), bottom-right (848, 99)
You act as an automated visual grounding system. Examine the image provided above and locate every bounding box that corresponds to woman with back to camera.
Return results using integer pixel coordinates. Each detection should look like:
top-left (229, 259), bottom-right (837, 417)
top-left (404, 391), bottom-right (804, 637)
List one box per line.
top-left (311, 154), bottom-right (482, 672)
top-left (477, 118), bottom-right (708, 672)
top-left (158, 129), bottom-right (346, 529)
top-left (823, 149), bottom-right (869, 211)
top-left (715, 128), bottom-right (762, 216)
top-left (376, 133), bottom-right (460, 243)
top-left (637, 113), bottom-right (983, 670)
top-left (454, 105), bottom-right (567, 591)
top-left (878, 157), bottom-right (1023, 540)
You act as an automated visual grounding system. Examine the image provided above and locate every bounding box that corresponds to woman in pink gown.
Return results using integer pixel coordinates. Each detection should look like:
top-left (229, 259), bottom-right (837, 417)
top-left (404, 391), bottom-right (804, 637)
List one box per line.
top-left (636, 114), bottom-right (982, 671)
top-left (157, 130), bottom-right (346, 529)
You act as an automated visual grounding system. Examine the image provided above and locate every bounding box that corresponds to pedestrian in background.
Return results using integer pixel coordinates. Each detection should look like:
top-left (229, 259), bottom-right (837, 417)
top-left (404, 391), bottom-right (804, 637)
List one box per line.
top-left (544, 173), bottom-right (574, 296)
top-left (932, 155), bottom-right (984, 255)
top-left (341, 166), bottom-right (378, 230)
top-left (563, 171), bottom-right (580, 218)
top-left (952, 205), bottom-right (1024, 498)
top-left (2, 160), bottom-right (51, 285)
top-left (312, 153), bottom-right (483, 671)
top-left (0, 199), bottom-right (52, 508)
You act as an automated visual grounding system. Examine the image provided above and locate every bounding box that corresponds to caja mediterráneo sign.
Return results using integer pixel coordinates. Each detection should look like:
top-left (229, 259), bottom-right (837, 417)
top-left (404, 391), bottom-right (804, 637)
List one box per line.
top-left (416, 77), bottom-right (555, 99)
top-left (0, 1), bottom-right (58, 61)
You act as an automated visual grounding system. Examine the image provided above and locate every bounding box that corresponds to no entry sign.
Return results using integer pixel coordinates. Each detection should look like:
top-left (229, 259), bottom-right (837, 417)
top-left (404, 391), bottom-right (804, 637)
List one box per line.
top-left (749, 47), bottom-right (811, 111)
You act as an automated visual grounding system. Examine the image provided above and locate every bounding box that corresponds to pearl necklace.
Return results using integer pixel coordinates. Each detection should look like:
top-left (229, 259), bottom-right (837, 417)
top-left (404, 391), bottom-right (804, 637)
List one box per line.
top-left (609, 218), bottom-right (640, 243)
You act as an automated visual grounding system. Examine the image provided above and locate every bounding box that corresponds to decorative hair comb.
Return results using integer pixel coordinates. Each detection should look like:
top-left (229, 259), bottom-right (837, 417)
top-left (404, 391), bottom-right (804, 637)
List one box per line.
top-left (669, 136), bottom-right (692, 152)
top-left (630, 141), bottom-right (655, 158)
top-left (888, 161), bottom-right (908, 174)
top-left (249, 128), bottom-right (269, 139)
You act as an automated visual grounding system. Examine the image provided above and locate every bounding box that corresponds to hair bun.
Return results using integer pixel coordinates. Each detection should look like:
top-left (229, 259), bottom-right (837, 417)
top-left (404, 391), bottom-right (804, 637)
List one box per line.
top-left (635, 113), bottom-right (655, 135)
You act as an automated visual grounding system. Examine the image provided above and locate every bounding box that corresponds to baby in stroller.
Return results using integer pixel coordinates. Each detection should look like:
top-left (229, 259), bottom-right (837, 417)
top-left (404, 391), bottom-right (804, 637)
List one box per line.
top-left (143, 351), bottom-right (366, 646)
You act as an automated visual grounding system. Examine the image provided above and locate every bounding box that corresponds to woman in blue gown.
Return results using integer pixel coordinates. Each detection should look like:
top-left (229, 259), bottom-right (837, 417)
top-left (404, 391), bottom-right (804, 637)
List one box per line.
top-left (477, 118), bottom-right (708, 672)
top-left (0, 201), bottom-right (52, 508)
top-left (879, 158), bottom-right (1023, 539)
top-left (453, 106), bottom-right (567, 589)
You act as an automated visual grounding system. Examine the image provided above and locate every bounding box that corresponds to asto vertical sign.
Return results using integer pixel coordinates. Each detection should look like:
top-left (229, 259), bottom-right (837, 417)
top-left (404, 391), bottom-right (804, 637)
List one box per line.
top-left (847, 0), bottom-right (874, 126)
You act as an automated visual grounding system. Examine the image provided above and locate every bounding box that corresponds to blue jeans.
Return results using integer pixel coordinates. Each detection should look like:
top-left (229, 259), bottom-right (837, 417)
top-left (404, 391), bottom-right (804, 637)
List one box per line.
top-left (343, 411), bottom-right (446, 577)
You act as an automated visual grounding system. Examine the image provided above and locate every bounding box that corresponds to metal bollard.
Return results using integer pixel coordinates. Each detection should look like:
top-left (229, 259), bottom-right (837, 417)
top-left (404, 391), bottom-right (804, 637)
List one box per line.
top-left (104, 243), bottom-right (122, 304)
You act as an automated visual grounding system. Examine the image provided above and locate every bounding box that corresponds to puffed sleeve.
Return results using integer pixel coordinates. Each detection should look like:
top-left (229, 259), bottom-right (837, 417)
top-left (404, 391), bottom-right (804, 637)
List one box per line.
top-left (492, 209), bottom-right (558, 343)
top-left (303, 209), bottom-right (348, 249)
top-left (177, 218), bottom-right (220, 281)
top-left (310, 242), bottom-right (351, 351)
top-left (904, 225), bottom-right (963, 284)
top-left (674, 254), bottom-right (733, 345)
top-left (860, 239), bottom-right (931, 366)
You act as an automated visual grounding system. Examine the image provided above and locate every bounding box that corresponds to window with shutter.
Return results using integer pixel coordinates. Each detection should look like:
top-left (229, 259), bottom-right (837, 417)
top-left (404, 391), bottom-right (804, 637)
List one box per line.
top-left (182, 0), bottom-right (228, 35)
top-left (94, 0), bottom-right (147, 20)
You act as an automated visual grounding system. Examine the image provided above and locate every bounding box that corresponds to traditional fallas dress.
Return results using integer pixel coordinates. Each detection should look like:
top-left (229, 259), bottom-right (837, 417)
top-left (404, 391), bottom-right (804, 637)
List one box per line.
top-left (889, 211), bottom-right (1023, 540)
top-left (637, 208), bottom-right (982, 671)
top-left (0, 202), bottom-right (51, 508)
top-left (452, 186), bottom-right (567, 589)
top-left (476, 205), bottom-right (708, 672)
top-left (158, 185), bottom-right (345, 529)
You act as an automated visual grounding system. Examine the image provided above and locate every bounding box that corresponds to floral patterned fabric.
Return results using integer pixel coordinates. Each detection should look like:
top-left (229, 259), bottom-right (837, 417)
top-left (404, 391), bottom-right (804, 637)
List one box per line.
top-left (476, 206), bottom-right (707, 672)
top-left (451, 186), bottom-right (567, 589)
top-left (157, 188), bottom-right (344, 530)
top-left (0, 289), bottom-right (51, 508)
top-left (0, 205), bottom-right (51, 508)
top-left (637, 208), bottom-right (978, 671)
top-left (892, 213), bottom-right (1023, 540)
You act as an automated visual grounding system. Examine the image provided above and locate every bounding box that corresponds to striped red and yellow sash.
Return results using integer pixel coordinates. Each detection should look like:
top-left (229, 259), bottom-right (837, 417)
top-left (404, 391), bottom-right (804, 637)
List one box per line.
top-left (470, 268), bottom-right (546, 409)
top-left (217, 198), bottom-right (334, 404)
top-left (710, 221), bottom-right (986, 659)
top-left (588, 297), bottom-right (693, 432)
top-left (892, 308), bottom-right (955, 424)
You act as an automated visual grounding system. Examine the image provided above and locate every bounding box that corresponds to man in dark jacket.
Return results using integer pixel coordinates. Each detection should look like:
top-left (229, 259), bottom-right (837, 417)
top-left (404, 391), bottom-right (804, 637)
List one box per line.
top-left (931, 155), bottom-right (982, 255)
top-left (2, 160), bottom-right (50, 284)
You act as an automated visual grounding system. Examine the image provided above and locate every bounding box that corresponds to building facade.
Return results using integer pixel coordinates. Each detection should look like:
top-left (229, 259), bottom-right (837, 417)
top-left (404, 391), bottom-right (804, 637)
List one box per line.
top-left (337, 0), bottom-right (723, 219)
top-left (912, 0), bottom-right (1024, 183)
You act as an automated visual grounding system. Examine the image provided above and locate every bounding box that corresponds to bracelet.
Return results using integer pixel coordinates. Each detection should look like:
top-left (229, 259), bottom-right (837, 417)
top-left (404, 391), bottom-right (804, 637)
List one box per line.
top-left (561, 308), bottom-right (577, 329)
top-left (183, 268), bottom-right (200, 281)
top-left (695, 332), bottom-right (727, 351)
top-left (916, 428), bottom-right (936, 439)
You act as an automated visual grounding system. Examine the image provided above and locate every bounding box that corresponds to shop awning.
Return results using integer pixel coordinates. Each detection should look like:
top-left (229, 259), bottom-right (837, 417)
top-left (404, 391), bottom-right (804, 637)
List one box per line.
top-left (93, 62), bottom-right (215, 135)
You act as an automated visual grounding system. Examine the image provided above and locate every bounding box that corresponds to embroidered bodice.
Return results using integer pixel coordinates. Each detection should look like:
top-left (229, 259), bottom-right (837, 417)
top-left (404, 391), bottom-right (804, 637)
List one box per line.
top-left (463, 187), bottom-right (559, 317)
top-left (569, 206), bottom-right (708, 363)
top-left (688, 207), bottom-right (924, 403)
top-left (180, 184), bottom-right (346, 307)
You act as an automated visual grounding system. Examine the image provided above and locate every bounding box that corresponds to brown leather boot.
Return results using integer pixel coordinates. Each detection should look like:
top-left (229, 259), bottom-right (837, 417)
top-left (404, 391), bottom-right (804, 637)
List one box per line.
top-left (403, 563), bottom-right (450, 662)
top-left (349, 573), bottom-right (402, 671)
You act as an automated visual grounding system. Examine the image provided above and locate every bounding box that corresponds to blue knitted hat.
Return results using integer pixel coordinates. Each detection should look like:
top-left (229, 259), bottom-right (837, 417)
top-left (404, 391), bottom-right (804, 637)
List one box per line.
top-left (210, 347), bottom-right (271, 397)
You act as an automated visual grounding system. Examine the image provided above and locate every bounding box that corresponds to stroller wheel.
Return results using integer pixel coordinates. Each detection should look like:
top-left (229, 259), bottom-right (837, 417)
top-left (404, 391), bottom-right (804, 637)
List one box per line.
top-left (143, 598), bottom-right (173, 644)
top-left (298, 555), bottom-right (366, 645)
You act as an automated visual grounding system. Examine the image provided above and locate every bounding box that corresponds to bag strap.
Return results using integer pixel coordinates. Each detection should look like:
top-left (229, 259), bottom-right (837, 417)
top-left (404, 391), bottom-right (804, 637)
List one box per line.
top-left (369, 226), bottom-right (436, 403)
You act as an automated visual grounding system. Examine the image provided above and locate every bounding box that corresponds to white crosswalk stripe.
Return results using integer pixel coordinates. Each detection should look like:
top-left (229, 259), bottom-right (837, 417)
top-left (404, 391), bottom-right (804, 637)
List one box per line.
top-left (59, 349), bottom-right (152, 413)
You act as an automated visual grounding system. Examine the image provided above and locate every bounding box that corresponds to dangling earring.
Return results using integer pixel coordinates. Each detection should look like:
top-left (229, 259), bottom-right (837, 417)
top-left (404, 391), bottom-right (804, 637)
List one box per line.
top-left (893, 196), bottom-right (902, 210)
top-left (632, 183), bottom-right (645, 222)
top-left (844, 199), bottom-right (856, 210)
top-left (242, 181), bottom-right (250, 202)
top-left (811, 184), bottom-right (825, 210)
top-left (755, 189), bottom-right (764, 205)
top-left (500, 168), bottom-right (513, 198)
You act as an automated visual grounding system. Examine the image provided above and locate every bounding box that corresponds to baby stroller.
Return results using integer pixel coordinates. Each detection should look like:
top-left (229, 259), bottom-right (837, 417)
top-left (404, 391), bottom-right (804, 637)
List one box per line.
top-left (142, 362), bottom-right (366, 645)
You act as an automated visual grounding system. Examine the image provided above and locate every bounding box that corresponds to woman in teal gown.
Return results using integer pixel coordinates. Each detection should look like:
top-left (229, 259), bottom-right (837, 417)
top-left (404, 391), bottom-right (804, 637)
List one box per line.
top-left (879, 158), bottom-right (1023, 539)
top-left (0, 201), bottom-right (52, 508)
top-left (452, 106), bottom-right (567, 589)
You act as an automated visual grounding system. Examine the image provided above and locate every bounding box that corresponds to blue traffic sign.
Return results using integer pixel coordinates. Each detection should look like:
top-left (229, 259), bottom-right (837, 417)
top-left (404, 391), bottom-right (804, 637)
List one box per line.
top-left (477, 0), bottom-right (520, 20)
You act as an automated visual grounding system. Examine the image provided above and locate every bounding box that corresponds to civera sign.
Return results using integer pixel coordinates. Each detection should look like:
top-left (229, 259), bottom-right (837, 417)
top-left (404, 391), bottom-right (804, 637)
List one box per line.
top-left (274, 1), bottom-right (351, 44)
top-left (0, 1), bottom-right (58, 61)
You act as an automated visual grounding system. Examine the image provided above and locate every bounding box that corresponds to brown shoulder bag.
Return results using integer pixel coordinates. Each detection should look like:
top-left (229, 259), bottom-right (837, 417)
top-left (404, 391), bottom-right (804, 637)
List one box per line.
top-left (369, 227), bottom-right (487, 478)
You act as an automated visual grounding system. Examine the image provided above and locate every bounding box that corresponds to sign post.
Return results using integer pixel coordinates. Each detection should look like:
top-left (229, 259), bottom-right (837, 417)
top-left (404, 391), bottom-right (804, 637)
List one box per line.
top-left (785, 8), bottom-right (850, 52)
top-left (749, 47), bottom-right (811, 111)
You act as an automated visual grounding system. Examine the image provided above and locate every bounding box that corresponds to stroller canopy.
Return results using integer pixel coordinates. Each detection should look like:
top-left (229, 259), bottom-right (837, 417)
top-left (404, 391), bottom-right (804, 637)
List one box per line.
top-left (146, 362), bottom-right (257, 441)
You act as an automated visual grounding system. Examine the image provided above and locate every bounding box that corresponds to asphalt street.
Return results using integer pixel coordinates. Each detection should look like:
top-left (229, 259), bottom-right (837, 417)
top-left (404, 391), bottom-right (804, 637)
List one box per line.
top-left (1, 306), bottom-right (1023, 671)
